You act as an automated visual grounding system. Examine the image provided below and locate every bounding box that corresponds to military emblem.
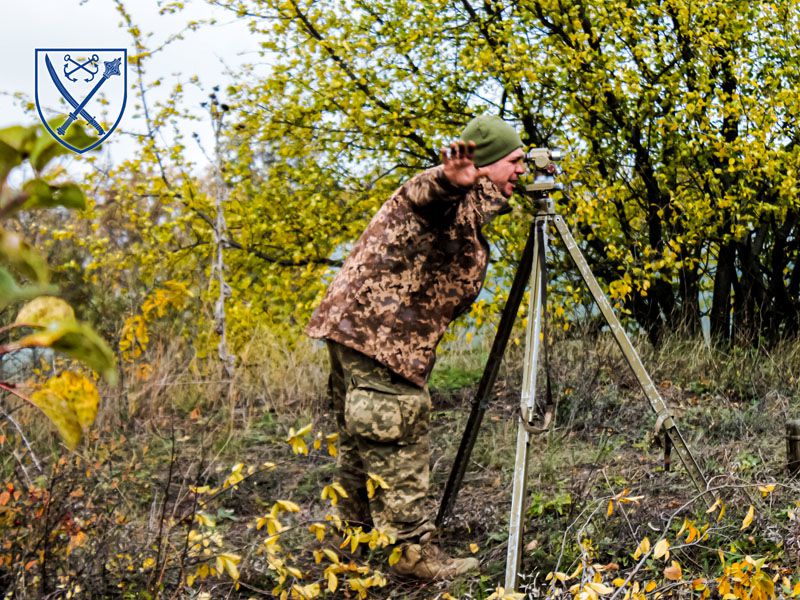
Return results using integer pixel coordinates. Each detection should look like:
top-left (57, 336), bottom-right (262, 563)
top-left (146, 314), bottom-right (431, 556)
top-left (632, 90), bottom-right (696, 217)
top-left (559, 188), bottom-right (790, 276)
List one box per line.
top-left (35, 49), bottom-right (127, 154)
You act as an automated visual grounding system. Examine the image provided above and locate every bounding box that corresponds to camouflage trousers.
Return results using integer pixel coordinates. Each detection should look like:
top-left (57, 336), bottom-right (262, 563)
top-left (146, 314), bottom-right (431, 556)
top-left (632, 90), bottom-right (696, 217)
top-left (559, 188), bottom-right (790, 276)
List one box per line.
top-left (326, 341), bottom-right (435, 542)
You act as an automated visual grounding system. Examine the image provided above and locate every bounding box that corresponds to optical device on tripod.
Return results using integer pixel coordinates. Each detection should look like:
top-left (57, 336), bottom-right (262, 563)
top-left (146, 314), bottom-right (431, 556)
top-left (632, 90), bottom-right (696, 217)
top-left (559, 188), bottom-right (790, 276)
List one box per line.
top-left (437, 148), bottom-right (712, 591)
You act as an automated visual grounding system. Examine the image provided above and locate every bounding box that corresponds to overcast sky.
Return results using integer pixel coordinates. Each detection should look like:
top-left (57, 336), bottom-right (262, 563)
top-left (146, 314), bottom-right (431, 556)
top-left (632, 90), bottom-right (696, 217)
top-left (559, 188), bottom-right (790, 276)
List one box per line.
top-left (0, 0), bottom-right (258, 168)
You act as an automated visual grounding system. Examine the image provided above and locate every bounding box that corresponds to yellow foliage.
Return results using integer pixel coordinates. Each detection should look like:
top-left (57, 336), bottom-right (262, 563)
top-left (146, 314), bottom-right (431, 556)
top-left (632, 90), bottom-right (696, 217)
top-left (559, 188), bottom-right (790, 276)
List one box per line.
top-left (741, 505), bottom-right (755, 530)
top-left (321, 481), bottom-right (348, 506)
top-left (365, 472), bottom-right (390, 499)
top-left (287, 423), bottom-right (313, 455)
top-left (653, 538), bottom-right (670, 561)
top-left (632, 537), bottom-right (650, 560)
top-left (29, 371), bottom-right (100, 449)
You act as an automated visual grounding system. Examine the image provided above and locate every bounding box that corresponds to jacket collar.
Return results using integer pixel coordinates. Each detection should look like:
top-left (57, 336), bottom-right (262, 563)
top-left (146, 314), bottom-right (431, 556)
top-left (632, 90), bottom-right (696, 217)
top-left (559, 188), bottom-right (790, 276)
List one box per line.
top-left (473, 176), bottom-right (511, 225)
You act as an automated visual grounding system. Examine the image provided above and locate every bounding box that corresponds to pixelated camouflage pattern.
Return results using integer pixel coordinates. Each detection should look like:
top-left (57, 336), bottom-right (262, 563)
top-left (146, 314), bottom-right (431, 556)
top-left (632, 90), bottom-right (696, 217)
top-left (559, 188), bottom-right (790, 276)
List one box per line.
top-left (307, 166), bottom-right (510, 386)
top-left (326, 341), bottom-right (435, 541)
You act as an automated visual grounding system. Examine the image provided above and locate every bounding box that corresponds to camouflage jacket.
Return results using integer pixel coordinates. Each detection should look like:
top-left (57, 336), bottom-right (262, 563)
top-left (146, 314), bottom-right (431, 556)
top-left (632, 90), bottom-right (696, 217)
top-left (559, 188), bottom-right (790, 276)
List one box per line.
top-left (306, 166), bottom-right (510, 387)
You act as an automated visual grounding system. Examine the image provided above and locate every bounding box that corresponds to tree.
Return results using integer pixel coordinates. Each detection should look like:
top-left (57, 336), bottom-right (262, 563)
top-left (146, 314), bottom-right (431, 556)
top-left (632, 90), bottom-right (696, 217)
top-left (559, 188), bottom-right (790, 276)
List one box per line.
top-left (204, 0), bottom-right (800, 346)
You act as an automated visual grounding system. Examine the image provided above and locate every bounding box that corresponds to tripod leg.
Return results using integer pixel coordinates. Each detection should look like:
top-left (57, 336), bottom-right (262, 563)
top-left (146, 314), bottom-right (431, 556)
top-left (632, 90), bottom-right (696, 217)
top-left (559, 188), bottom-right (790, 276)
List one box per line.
top-left (505, 219), bottom-right (547, 590)
top-left (437, 222), bottom-right (537, 526)
top-left (551, 215), bottom-right (711, 504)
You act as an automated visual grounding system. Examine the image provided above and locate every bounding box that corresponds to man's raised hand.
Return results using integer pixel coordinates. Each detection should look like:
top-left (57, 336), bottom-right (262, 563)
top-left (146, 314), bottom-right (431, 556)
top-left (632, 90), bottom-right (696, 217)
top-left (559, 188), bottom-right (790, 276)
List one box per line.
top-left (441, 140), bottom-right (481, 189)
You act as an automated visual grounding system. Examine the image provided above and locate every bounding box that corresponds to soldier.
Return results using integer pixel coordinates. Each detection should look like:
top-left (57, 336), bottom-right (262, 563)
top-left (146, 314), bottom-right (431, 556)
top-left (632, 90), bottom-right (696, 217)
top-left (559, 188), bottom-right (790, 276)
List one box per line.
top-left (306, 115), bottom-right (525, 579)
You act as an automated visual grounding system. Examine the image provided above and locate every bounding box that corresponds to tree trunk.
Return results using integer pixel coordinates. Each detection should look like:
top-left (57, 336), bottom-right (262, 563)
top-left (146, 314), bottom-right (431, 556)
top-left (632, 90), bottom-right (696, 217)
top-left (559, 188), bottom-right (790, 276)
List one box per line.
top-left (710, 241), bottom-right (736, 342)
top-left (677, 253), bottom-right (701, 335)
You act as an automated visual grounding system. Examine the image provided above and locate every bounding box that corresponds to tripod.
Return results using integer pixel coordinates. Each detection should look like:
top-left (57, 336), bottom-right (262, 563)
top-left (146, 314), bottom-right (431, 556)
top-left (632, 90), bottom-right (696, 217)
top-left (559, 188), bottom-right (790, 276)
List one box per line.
top-left (436, 151), bottom-right (711, 591)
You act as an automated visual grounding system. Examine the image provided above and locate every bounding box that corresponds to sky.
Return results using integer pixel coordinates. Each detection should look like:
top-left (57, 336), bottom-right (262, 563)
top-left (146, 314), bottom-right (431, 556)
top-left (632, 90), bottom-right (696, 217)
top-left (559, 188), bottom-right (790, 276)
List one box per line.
top-left (0, 0), bottom-right (258, 169)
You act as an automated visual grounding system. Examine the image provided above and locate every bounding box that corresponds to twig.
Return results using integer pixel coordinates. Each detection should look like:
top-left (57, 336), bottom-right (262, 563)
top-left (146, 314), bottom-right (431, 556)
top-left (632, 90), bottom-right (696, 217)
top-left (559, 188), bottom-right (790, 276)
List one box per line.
top-left (151, 423), bottom-right (177, 593)
top-left (0, 387), bottom-right (42, 474)
top-left (601, 470), bottom-right (637, 541)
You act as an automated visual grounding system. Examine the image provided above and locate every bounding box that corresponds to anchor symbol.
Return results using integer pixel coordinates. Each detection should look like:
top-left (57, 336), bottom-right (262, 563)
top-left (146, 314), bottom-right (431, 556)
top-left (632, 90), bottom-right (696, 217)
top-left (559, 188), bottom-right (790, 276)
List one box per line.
top-left (63, 53), bottom-right (99, 83)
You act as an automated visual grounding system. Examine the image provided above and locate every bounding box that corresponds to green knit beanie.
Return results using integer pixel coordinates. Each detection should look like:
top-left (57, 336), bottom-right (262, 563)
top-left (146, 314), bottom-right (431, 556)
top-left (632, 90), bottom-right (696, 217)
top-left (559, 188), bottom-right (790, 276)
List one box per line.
top-left (461, 115), bottom-right (523, 167)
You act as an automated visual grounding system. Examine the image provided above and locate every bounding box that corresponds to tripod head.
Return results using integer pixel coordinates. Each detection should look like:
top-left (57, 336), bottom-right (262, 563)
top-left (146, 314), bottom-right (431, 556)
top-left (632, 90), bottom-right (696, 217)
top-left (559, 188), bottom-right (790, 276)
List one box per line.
top-left (523, 148), bottom-right (563, 193)
top-left (518, 148), bottom-right (563, 213)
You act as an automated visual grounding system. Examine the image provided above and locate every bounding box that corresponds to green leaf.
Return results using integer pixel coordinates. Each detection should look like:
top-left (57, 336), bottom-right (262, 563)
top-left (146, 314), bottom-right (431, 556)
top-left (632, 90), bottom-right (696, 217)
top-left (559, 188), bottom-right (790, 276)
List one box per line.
top-left (0, 123), bottom-right (33, 185)
top-left (28, 132), bottom-right (69, 173)
top-left (30, 121), bottom-right (95, 169)
top-left (0, 139), bottom-right (22, 186)
top-left (45, 119), bottom-right (95, 153)
top-left (12, 321), bottom-right (117, 384)
top-left (0, 125), bottom-right (35, 154)
top-left (22, 179), bottom-right (86, 211)
top-left (0, 228), bottom-right (49, 283)
top-left (0, 267), bottom-right (57, 309)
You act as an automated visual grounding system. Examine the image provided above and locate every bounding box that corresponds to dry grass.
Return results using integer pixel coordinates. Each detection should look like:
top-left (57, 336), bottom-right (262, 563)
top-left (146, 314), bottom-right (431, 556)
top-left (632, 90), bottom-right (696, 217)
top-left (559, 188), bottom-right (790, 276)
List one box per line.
top-left (5, 324), bottom-right (800, 597)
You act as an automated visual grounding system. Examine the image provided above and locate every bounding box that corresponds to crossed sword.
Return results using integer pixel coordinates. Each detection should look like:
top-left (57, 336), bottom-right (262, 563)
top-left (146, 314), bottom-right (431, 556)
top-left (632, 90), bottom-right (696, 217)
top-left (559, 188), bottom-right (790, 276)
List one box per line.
top-left (44, 54), bottom-right (122, 137)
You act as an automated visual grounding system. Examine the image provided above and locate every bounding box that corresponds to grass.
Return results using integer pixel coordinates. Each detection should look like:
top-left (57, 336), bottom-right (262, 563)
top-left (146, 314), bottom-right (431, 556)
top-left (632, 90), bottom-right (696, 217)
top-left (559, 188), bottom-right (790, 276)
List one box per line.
top-left (3, 325), bottom-right (800, 597)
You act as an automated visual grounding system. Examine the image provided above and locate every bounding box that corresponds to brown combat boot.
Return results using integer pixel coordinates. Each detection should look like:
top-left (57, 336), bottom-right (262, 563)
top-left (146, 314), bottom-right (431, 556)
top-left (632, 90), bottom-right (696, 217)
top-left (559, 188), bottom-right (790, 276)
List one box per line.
top-left (392, 542), bottom-right (479, 580)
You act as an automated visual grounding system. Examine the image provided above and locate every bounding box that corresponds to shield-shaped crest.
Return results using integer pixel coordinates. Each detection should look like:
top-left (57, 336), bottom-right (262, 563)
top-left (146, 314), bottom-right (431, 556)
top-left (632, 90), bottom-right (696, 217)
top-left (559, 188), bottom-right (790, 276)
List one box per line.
top-left (35, 48), bottom-right (127, 154)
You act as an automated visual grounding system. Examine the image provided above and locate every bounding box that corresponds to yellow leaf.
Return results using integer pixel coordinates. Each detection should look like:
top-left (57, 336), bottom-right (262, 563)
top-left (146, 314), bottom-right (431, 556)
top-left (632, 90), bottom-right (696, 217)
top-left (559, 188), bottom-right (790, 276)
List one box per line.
top-left (275, 499), bottom-right (301, 513)
top-left (706, 497), bottom-right (721, 513)
top-left (607, 500), bottom-right (614, 517)
top-left (15, 296), bottom-right (75, 326)
top-left (326, 433), bottom-right (338, 457)
top-left (321, 482), bottom-right (348, 506)
top-left (664, 561), bottom-right (682, 581)
top-left (366, 479), bottom-right (375, 499)
top-left (388, 546), bottom-right (403, 566)
top-left (286, 565), bottom-right (303, 579)
top-left (294, 422), bottom-right (313, 437)
top-left (741, 505), bottom-right (755, 530)
top-left (632, 537), bottom-right (650, 560)
top-left (587, 581), bottom-right (614, 594)
top-left (217, 553), bottom-right (241, 580)
top-left (308, 522), bottom-right (326, 542)
top-left (195, 512), bottom-right (215, 528)
top-left (645, 580), bottom-right (657, 592)
top-left (676, 518), bottom-right (689, 538)
top-left (327, 570), bottom-right (338, 593)
top-left (653, 538), bottom-right (670, 560)
top-left (29, 387), bottom-right (82, 449)
top-left (142, 557), bottom-right (156, 570)
top-left (759, 484), bottom-right (776, 497)
top-left (367, 472), bottom-right (389, 494)
top-left (470, 543), bottom-right (479, 553)
top-left (331, 481), bottom-right (348, 499)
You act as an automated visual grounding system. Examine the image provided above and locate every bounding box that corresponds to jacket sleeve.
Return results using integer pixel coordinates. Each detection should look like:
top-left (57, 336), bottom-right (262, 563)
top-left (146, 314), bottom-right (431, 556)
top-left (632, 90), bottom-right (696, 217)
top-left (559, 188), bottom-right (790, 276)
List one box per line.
top-left (402, 166), bottom-right (471, 209)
